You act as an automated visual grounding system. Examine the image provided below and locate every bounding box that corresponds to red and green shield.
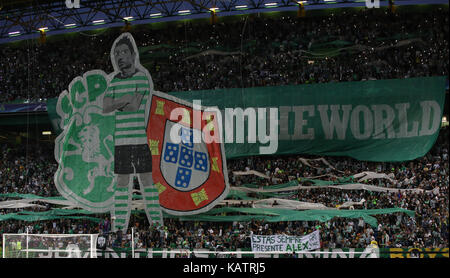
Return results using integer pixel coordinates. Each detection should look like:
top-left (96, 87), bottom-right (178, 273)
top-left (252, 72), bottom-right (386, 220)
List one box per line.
top-left (146, 91), bottom-right (229, 215)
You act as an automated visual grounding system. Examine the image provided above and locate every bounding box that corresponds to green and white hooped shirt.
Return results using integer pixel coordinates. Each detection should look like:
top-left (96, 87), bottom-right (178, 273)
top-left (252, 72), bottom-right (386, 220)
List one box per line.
top-left (105, 71), bottom-right (150, 146)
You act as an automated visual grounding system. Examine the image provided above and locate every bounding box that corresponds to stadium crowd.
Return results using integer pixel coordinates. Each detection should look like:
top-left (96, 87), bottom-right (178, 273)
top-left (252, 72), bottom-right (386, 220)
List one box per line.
top-left (0, 7), bottom-right (448, 103)
top-left (0, 143), bottom-right (58, 197)
top-left (0, 127), bottom-right (448, 252)
top-left (100, 127), bottom-right (450, 251)
top-left (0, 6), bottom-right (448, 254)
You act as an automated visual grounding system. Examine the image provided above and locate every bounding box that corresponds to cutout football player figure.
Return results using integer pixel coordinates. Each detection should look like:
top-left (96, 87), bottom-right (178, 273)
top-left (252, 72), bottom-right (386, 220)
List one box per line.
top-left (103, 33), bottom-right (163, 232)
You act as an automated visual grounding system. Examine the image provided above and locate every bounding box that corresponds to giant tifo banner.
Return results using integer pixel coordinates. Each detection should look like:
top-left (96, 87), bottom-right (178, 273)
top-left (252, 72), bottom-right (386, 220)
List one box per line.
top-left (250, 230), bottom-right (321, 252)
top-left (53, 33), bottom-right (229, 231)
top-left (49, 76), bottom-right (446, 162)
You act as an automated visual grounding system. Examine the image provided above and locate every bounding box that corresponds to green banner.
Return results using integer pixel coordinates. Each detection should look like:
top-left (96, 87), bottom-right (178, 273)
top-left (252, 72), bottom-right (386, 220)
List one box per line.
top-left (166, 76), bottom-right (445, 161)
top-left (165, 207), bottom-right (414, 228)
top-left (0, 204), bottom-right (414, 228)
top-left (48, 76), bottom-right (446, 162)
top-left (0, 213), bottom-right (101, 223)
top-left (46, 98), bottom-right (63, 134)
top-left (0, 193), bottom-right (66, 200)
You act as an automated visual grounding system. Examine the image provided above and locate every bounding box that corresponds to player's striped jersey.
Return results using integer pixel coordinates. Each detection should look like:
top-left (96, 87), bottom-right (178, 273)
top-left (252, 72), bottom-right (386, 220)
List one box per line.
top-left (105, 71), bottom-right (150, 146)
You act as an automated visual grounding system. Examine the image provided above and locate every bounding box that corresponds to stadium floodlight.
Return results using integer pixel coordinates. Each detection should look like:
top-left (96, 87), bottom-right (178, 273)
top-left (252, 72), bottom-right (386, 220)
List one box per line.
top-left (265, 3), bottom-right (278, 6)
top-left (64, 23), bottom-right (77, 28)
top-left (42, 131), bottom-right (52, 135)
top-left (92, 19), bottom-right (105, 25)
top-left (442, 116), bottom-right (449, 127)
top-left (235, 5), bottom-right (247, 8)
top-left (8, 31), bottom-right (20, 36)
top-left (150, 13), bottom-right (162, 17)
top-left (123, 16), bottom-right (134, 21)
top-left (209, 7), bottom-right (219, 12)
top-left (178, 10), bottom-right (190, 14)
top-left (38, 27), bottom-right (48, 32)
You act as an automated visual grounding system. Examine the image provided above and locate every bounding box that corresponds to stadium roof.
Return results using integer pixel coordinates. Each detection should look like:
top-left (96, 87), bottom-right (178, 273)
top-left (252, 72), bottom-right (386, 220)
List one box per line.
top-left (0, 0), bottom-right (447, 44)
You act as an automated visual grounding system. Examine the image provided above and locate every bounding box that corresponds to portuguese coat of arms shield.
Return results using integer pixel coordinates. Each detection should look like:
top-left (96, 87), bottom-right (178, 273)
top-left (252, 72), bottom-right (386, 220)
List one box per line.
top-left (147, 92), bottom-right (229, 215)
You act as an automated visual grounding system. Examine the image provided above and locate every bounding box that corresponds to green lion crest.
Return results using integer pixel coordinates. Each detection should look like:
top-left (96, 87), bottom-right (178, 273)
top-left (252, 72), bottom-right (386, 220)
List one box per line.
top-left (54, 70), bottom-right (116, 212)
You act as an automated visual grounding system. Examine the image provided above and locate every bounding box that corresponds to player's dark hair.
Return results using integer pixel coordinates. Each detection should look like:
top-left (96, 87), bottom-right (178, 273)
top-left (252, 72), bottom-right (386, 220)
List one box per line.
top-left (114, 36), bottom-right (135, 55)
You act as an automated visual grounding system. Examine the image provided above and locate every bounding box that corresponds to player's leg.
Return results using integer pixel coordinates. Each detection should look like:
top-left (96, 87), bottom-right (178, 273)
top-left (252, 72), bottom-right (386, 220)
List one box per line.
top-left (138, 172), bottom-right (164, 227)
top-left (112, 174), bottom-right (132, 232)
top-left (112, 145), bottom-right (133, 232)
top-left (133, 144), bottom-right (163, 226)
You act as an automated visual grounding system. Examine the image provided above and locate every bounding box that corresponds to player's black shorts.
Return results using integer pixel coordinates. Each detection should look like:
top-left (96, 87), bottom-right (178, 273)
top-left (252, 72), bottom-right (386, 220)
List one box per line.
top-left (114, 144), bottom-right (152, 174)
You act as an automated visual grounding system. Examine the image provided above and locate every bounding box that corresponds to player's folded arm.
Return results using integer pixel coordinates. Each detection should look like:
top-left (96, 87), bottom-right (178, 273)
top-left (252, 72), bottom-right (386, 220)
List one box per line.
top-left (103, 95), bottom-right (128, 113)
top-left (123, 90), bottom-right (145, 111)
